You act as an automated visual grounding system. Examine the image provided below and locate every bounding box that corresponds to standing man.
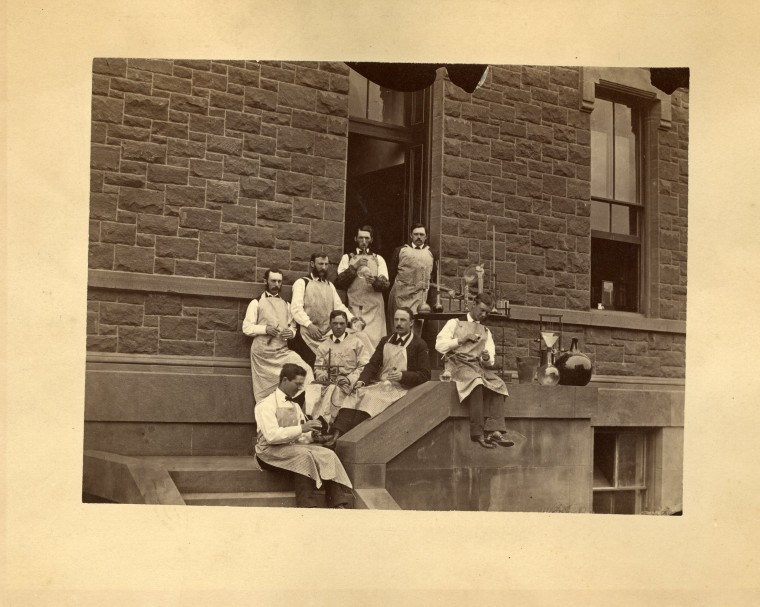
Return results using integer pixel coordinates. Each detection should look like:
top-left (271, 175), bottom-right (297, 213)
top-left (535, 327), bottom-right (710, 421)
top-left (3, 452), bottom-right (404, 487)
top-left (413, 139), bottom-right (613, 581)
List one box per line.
top-left (325, 307), bottom-right (430, 445)
top-left (435, 292), bottom-right (514, 449)
top-left (388, 223), bottom-right (436, 330)
top-left (309, 310), bottom-right (371, 426)
top-left (255, 364), bottom-right (353, 508)
top-left (335, 225), bottom-right (389, 350)
top-left (290, 252), bottom-right (354, 368)
top-left (242, 268), bottom-right (314, 404)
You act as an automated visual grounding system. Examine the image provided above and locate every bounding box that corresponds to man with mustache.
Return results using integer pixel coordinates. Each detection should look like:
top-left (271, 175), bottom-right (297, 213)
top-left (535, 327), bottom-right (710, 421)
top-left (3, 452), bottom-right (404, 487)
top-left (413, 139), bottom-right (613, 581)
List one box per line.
top-left (290, 252), bottom-right (354, 368)
top-left (436, 292), bottom-right (514, 449)
top-left (388, 223), bottom-right (437, 331)
top-left (335, 225), bottom-right (389, 350)
top-left (322, 307), bottom-right (430, 446)
top-left (243, 268), bottom-right (314, 404)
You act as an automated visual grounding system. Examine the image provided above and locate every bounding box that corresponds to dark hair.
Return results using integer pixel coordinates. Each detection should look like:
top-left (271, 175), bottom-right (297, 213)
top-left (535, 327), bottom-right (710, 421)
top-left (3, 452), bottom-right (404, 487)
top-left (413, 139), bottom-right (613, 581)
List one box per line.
top-left (394, 306), bottom-right (415, 321)
top-left (264, 268), bottom-right (282, 282)
top-left (474, 292), bottom-right (495, 308)
top-left (310, 252), bottom-right (329, 263)
top-left (356, 225), bottom-right (375, 239)
top-left (279, 363), bottom-right (307, 382)
top-left (329, 309), bottom-right (348, 322)
top-left (410, 223), bottom-right (427, 234)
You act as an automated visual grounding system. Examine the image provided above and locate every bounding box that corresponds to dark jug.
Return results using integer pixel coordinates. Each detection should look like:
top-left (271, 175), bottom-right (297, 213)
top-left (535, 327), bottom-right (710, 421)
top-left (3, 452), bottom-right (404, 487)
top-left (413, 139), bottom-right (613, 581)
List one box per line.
top-left (555, 338), bottom-right (593, 386)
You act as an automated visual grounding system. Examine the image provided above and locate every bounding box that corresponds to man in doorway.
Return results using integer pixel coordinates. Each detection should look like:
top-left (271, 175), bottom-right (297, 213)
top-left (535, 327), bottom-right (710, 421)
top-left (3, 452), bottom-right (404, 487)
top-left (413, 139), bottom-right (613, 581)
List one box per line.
top-left (242, 268), bottom-right (314, 404)
top-left (324, 307), bottom-right (430, 446)
top-left (335, 225), bottom-right (390, 350)
top-left (388, 223), bottom-right (437, 330)
top-left (255, 364), bottom-right (353, 508)
top-left (435, 292), bottom-right (514, 449)
top-left (291, 252), bottom-right (354, 368)
top-left (309, 310), bottom-right (371, 428)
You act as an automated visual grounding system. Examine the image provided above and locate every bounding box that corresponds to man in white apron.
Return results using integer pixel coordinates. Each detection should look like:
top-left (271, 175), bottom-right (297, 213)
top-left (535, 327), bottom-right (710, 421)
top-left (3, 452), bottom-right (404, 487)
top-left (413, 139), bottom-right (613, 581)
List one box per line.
top-left (309, 310), bottom-right (370, 426)
top-left (388, 223), bottom-right (436, 331)
top-left (291, 252), bottom-right (354, 368)
top-left (255, 364), bottom-right (353, 508)
top-left (242, 269), bottom-right (314, 404)
top-left (335, 225), bottom-right (389, 350)
top-left (324, 307), bottom-right (431, 446)
top-left (435, 292), bottom-right (514, 449)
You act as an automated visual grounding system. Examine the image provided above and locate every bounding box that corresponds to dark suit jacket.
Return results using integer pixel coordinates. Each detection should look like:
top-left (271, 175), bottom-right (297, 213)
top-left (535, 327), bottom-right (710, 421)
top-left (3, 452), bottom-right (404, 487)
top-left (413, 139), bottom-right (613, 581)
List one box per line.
top-left (358, 333), bottom-right (431, 389)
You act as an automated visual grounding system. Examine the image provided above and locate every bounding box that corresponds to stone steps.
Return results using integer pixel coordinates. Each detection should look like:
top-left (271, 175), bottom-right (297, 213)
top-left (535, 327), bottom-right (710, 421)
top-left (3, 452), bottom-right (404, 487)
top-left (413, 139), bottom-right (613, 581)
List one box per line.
top-left (184, 491), bottom-right (298, 507)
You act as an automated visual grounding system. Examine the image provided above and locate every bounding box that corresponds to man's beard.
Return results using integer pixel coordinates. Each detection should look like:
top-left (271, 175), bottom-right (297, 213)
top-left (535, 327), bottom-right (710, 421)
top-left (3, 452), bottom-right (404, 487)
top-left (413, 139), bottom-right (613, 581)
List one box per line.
top-left (268, 286), bottom-right (280, 295)
top-left (314, 267), bottom-right (327, 279)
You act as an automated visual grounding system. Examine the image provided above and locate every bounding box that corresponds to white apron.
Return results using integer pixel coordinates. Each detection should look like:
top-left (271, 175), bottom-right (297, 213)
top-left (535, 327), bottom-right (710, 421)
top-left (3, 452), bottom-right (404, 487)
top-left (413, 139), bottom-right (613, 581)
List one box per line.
top-left (250, 296), bottom-right (314, 402)
top-left (346, 253), bottom-right (386, 350)
top-left (342, 341), bottom-right (409, 418)
top-left (301, 278), bottom-right (334, 355)
top-left (389, 245), bottom-right (434, 319)
top-left (444, 320), bottom-right (509, 402)
top-left (255, 398), bottom-right (352, 489)
top-left (309, 334), bottom-right (367, 423)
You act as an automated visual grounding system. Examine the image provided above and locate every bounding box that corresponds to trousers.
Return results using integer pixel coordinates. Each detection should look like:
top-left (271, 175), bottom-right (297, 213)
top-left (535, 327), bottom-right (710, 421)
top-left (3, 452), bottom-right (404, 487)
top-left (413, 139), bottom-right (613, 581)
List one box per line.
top-left (256, 456), bottom-right (351, 508)
top-left (463, 384), bottom-right (507, 438)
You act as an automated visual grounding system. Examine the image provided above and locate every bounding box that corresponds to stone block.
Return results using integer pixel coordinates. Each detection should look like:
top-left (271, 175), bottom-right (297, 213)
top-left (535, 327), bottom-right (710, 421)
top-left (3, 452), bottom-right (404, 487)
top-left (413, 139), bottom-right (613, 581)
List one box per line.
top-left (90, 144), bottom-right (121, 171)
top-left (99, 302), bottom-right (143, 326)
top-left (310, 219), bottom-right (342, 245)
top-left (159, 316), bottom-right (197, 340)
top-left (143, 294), bottom-right (181, 316)
top-left (257, 200), bottom-right (293, 222)
top-left (155, 236), bottom-right (198, 259)
top-left (93, 58), bottom-right (127, 76)
top-left (443, 236), bottom-right (469, 259)
top-left (312, 177), bottom-right (345, 202)
top-left (170, 93), bottom-right (208, 115)
top-left (461, 142), bottom-right (490, 162)
top-left (165, 185), bottom-right (205, 208)
top-left (166, 138), bottom-right (205, 159)
top-left (491, 140), bottom-right (515, 161)
top-left (222, 205), bottom-right (257, 226)
top-left (136, 214), bottom-right (178, 236)
top-left (103, 172), bottom-right (145, 188)
top-left (197, 232), bottom-right (235, 254)
top-left (543, 175), bottom-right (567, 197)
top-left (293, 198), bottom-right (323, 219)
top-left (238, 225), bottom-right (274, 248)
top-left (118, 326), bottom-right (158, 353)
top-left (179, 208), bottom-right (221, 231)
top-left (215, 254), bottom-right (257, 281)
top-left (243, 134), bottom-right (277, 155)
top-left (444, 156), bottom-right (470, 179)
top-left (92, 96), bottom-right (124, 124)
top-left (87, 335), bottom-right (118, 352)
top-left (237, 176), bottom-right (273, 200)
top-left (100, 221), bottom-right (135, 245)
top-left (187, 114), bottom-right (223, 136)
top-left (516, 254), bottom-right (544, 275)
top-left (158, 339), bottom-right (215, 357)
top-left (114, 245), bottom-right (154, 273)
top-left (121, 140), bottom-right (166, 164)
top-left (314, 135), bottom-right (347, 160)
top-left (148, 164), bottom-right (188, 185)
top-left (124, 94), bottom-right (169, 120)
top-left (257, 247), bottom-right (291, 269)
top-left (459, 180), bottom-right (491, 201)
top-left (90, 193), bottom-right (118, 221)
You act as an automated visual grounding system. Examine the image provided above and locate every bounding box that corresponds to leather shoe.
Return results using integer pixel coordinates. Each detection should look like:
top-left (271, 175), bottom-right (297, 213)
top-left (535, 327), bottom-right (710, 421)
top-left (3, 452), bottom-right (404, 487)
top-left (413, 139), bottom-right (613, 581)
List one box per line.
top-left (486, 431), bottom-right (514, 447)
top-left (471, 435), bottom-right (495, 449)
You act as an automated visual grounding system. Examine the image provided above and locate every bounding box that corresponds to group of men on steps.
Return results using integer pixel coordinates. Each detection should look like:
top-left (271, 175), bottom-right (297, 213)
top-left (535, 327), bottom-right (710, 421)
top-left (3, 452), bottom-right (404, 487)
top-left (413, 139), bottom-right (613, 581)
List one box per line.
top-left (242, 225), bottom-right (513, 508)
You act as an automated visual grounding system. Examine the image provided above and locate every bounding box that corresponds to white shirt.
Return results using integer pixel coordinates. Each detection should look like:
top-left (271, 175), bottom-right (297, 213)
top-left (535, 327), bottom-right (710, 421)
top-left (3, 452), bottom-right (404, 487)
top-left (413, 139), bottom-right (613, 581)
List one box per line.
top-left (290, 274), bottom-right (354, 328)
top-left (242, 292), bottom-right (297, 337)
top-left (254, 388), bottom-right (312, 445)
top-left (435, 313), bottom-right (496, 363)
top-left (337, 250), bottom-right (389, 279)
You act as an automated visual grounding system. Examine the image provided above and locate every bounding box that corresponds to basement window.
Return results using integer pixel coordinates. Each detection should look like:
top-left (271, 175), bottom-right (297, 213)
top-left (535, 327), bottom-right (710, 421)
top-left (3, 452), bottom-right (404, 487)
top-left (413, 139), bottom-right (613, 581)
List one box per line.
top-left (593, 429), bottom-right (647, 514)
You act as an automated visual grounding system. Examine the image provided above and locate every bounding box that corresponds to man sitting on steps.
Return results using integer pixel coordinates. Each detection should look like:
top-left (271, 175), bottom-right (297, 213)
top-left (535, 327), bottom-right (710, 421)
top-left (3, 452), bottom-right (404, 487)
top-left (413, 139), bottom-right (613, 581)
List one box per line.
top-left (254, 363), bottom-right (353, 508)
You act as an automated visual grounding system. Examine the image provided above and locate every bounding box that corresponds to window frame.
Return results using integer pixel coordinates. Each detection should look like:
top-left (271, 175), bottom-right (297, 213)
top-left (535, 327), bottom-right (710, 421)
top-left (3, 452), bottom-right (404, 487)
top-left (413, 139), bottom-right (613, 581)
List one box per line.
top-left (592, 428), bottom-right (649, 514)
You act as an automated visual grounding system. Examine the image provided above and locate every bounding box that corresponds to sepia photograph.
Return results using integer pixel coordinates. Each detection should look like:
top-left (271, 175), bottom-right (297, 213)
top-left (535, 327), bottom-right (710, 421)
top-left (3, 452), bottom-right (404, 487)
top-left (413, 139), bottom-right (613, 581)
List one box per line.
top-left (82, 59), bottom-right (687, 514)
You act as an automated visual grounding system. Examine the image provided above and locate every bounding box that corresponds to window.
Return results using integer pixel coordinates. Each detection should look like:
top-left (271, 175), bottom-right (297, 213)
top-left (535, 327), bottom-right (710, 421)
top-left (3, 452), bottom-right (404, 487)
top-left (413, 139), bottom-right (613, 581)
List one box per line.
top-left (593, 429), bottom-right (648, 514)
top-left (345, 67), bottom-right (431, 262)
top-left (590, 93), bottom-right (644, 312)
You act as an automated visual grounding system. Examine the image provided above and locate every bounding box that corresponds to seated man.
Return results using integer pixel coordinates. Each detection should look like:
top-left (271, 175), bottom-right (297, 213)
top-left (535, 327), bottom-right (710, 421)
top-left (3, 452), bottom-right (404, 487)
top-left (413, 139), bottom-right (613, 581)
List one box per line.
top-left (326, 307), bottom-right (431, 445)
top-left (254, 363), bottom-right (353, 508)
top-left (435, 292), bottom-right (514, 449)
top-left (308, 310), bottom-right (370, 427)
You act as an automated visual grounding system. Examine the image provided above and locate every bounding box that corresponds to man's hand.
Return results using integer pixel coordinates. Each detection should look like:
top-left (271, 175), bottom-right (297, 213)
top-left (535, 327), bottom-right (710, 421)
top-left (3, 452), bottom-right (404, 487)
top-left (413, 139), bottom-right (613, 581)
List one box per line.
top-left (481, 351), bottom-right (490, 362)
top-left (305, 324), bottom-right (322, 340)
top-left (457, 333), bottom-right (481, 346)
top-left (354, 380), bottom-right (365, 389)
top-left (335, 376), bottom-right (350, 388)
top-left (280, 328), bottom-right (294, 340)
top-left (301, 420), bottom-right (322, 433)
top-left (352, 257), bottom-right (369, 269)
top-left (315, 370), bottom-right (328, 383)
top-left (265, 324), bottom-right (280, 337)
top-left (386, 370), bottom-right (403, 382)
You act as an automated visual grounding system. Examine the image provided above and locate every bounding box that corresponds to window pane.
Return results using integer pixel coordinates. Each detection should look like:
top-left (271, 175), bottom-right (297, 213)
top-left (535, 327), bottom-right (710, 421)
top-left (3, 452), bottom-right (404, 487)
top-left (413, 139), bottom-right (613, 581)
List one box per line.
top-left (591, 238), bottom-right (640, 312)
top-left (593, 433), bottom-right (616, 487)
top-left (348, 70), bottom-right (368, 119)
top-left (591, 98), bottom-right (613, 199)
top-left (610, 204), bottom-right (638, 236)
top-left (593, 492), bottom-right (613, 514)
top-left (591, 200), bottom-right (610, 232)
top-left (367, 82), bottom-right (407, 125)
top-left (614, 103), bottom-right (638, 203)
top-left (617, 433), bottom-right (641, 486)
top-left (612, 491), bottom-right (636, 514)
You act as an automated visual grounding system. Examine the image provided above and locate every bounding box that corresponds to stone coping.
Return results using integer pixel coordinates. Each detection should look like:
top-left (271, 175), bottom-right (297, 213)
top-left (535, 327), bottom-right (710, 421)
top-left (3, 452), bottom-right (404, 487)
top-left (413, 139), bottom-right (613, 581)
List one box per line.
top-left (88, 269), bottom-right (686, 334)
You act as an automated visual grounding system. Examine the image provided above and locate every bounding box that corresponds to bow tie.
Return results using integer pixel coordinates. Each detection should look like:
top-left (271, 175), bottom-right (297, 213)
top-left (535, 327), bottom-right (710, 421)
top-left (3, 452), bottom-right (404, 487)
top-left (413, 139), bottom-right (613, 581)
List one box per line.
top-left (284, 395), bottom-right (294, 402)
top-left (390, 334), bottom-right (407, 345)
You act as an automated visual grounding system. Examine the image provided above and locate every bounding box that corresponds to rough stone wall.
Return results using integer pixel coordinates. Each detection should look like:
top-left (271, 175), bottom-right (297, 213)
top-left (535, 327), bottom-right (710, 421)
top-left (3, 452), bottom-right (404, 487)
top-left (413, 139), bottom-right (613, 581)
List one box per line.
top-left (86, 288), bottom-right (251, 357)
top-left (488, 321), bottom-right (685, 379)
top-left (89, 59), bottom-right (350, 285)
top-left (439, 65), bottom-right (689, 322)
top-left (658, 89), bottom-right (689, 321)
top-left (440, 65), bottom-right (590, 311)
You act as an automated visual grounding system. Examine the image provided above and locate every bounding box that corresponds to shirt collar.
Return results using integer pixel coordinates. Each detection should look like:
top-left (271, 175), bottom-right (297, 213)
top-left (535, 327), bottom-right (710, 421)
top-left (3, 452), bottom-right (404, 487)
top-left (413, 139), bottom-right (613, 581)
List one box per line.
top-left (276, 388), bottom-right (294, 402)
top-left (264, 291), bottom-right (280, 298)
top-left (310, 273), bottom-right (326, 282)
top-left (409, 243), bottom-right (427, 250)
top-left (466, 313), bottom-right (480, 324)
top-left (331, 333), bottom-right (345, 344)
top-left (355, 248), bottom-right (371, 255)
top-left (392, 332), bottom-right (411, 346)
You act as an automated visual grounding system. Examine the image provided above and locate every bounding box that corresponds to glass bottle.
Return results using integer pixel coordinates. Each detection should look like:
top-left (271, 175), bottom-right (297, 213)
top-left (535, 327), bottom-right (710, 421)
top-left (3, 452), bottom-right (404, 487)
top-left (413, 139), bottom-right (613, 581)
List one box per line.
top-left (537, 349), bottom-right (560, 386)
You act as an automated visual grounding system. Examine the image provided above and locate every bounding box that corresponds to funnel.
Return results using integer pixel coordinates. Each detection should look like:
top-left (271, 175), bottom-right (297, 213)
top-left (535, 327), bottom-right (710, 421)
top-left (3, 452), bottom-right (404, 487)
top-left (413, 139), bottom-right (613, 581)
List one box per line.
top-left (540, 331), bottom-right (560, 350)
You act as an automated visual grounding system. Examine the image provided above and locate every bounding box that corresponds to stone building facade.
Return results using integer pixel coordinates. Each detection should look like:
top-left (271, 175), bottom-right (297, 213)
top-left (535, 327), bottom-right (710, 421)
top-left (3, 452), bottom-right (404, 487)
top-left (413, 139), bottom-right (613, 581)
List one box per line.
top-left (87, 59), bottom-right (687, 380)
